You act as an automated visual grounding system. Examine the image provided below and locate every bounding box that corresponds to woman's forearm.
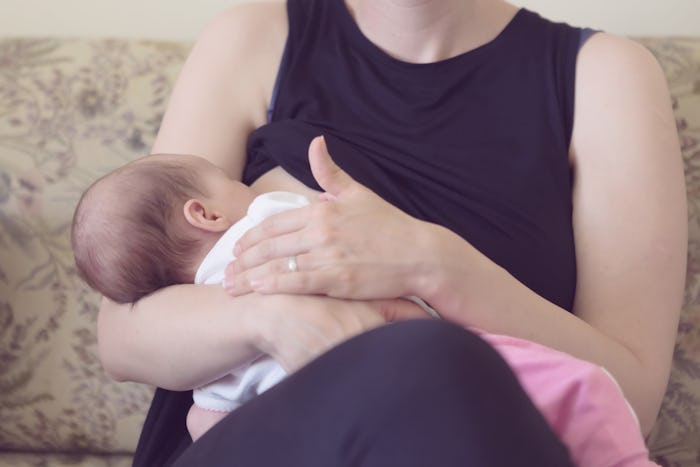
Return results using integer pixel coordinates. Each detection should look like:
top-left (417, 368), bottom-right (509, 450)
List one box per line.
top-left (96, 285), bottom-right (421, 391)
top-left (98, 284), bottom-right (264, 390)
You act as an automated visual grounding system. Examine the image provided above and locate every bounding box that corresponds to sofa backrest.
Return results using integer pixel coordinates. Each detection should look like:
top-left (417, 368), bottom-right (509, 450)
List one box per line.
top-left (0, 37), bottom-right (698, 464)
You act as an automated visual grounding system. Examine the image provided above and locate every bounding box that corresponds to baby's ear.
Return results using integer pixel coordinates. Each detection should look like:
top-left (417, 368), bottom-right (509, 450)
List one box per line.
top-left (183, 199), bottom-right (232, 232)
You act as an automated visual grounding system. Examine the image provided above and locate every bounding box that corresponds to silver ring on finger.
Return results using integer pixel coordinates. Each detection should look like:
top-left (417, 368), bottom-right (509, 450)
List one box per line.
top-left (287, 255), bottom-right (299, 273)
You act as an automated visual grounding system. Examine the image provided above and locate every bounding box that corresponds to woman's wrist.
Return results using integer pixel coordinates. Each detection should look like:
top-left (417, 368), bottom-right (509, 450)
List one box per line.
top-left (407, 221), bottom-right (464, 306)
top-left (409, 221), bottom-right (500, 320)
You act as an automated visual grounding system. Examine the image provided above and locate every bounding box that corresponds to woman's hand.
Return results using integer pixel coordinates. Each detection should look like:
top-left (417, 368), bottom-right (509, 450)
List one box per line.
top-left (255, 295), bottom-right (432, 373)
top-left (224, 136), bottom-right (432, 300)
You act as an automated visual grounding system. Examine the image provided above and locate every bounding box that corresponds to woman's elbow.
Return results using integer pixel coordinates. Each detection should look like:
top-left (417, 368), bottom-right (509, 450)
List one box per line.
top-left (642, 382), bottom-right (672, 436)
top-left (96, 297), bottom-right (135, 382)
top-left (101, 362), bottom-right (129, 383)
top-left (633, 357), bottom-right (675, 436)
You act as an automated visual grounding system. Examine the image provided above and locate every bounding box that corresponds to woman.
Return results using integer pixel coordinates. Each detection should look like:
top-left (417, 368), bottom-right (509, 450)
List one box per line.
top-left (97, 0), bottom-right (686, 465)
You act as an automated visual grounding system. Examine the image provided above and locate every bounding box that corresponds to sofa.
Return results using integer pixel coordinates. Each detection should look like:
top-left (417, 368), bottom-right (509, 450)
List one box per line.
top-left (0, 36), bottom-right (698, 466)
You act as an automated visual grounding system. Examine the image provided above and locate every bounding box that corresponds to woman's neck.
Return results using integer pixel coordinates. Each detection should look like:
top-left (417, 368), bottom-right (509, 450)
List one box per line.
top-left (345, 0), bottom-right (518, 63)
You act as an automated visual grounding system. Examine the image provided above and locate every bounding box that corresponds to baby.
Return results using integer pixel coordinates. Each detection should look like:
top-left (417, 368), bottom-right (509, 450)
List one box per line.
top-left (72, 153), bottom-right (310, 440)
top-left (72, 152), bottom-right (656, 465)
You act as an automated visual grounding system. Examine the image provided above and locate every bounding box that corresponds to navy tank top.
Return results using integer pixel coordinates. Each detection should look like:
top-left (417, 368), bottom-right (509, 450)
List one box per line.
top-left (243, 0), bottom-right (585, 312)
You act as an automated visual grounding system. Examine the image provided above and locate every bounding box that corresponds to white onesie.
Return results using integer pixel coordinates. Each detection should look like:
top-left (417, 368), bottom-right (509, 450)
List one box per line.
top-left (192, 191), bottom-right (310, 413)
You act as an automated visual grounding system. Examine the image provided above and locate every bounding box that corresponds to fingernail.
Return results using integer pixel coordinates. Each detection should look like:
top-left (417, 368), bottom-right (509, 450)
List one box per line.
top-left (249, 278), bottom-right (264, 291)
top-left (223, 277), bottom-right (234, 291)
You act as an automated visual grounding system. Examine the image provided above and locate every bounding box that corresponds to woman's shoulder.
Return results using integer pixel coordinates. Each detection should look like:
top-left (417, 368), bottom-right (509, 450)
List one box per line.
top-left (576, 32), bottom-right (665, 87)
top-left (151, 1), bottom-right (289, 168)
top-left (208, 1), bottom-right (287, 31)
top-left (197, 1), bottom-right (288, 60)
top-left (571, 31), bottom-right (671, 164)
top-left (205, 1), bottom-right (289, 120)
top-left (572, 29), bottom-right (672, 145)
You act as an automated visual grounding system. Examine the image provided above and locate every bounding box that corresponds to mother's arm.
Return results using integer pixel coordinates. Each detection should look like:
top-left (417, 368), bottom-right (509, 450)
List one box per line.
top-left (96, 3), bottom-right (286, 387)
top-left (96, 3), bottom-right (429, 388)
top-left (99, 286), bottom-right (424, 390)
top-left (226, 34), bottom-right (686, 435)
top-left (149, 2), bottom-right (287, 174)
top-left (424, 35), bottom-right (685, 434)
top-left (99, 287), bottom-right (261, 389)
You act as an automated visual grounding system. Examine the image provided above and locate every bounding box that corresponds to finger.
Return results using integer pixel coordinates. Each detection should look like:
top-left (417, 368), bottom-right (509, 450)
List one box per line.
top-left (225, 252), bottom-right (314, 296)
top-left (308, 136), bottom-right (358, 197)
top-left (247, 266), bottom-right (334, 296)
top-left (223, 271), bottom-right (254, 296)
top-left (244, 259), bottom-right (378, 299)
top-left (318, 192), bottom-right (338, 202)
top-left (234, 206), bottom-right (311, 256)
top-left (230, 230), bottom-right (314, 275)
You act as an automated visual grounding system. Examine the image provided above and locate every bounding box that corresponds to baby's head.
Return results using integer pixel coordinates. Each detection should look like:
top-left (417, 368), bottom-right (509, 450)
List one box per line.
top-left (72, 153), bottom-right (255, 304)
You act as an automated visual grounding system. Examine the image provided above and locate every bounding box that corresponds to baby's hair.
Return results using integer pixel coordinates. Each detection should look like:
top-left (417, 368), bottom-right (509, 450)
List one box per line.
top-left (72, 155), bottom-right (209, 304)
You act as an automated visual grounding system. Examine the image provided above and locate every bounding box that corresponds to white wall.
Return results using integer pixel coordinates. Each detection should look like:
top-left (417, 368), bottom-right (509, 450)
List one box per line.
top-left (1, 0), bottom-right (698, 40)
top-left (2, 0), bottom-right (234, 40)
top-left (510, 0), bottom-right (700, 37)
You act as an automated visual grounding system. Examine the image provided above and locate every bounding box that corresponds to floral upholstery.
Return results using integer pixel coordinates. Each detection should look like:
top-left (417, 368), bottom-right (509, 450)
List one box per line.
top-left (0, 36), bottom-right (698, 466)
top-left (0, 38), bottom-right (185, 465)
top-left (641, 37), bottom-right (700, 467)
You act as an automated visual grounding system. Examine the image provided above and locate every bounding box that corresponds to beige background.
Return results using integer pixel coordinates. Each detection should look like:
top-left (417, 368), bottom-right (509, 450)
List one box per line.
top-left (0, 0), bottom-right (698, 40)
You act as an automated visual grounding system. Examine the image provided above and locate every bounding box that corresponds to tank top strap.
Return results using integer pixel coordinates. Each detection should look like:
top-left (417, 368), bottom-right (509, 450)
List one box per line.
top-left (579, 27), bottom-right (600, 50)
